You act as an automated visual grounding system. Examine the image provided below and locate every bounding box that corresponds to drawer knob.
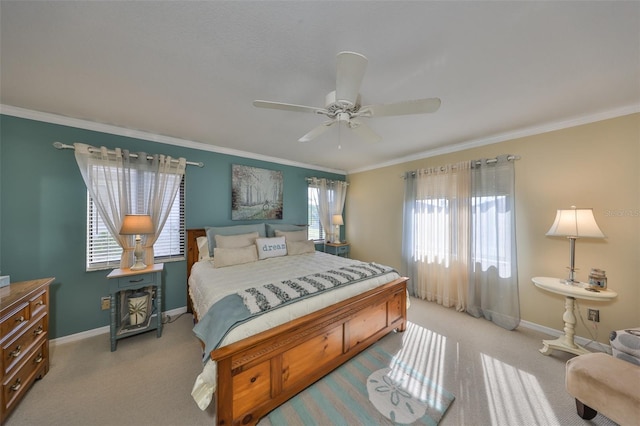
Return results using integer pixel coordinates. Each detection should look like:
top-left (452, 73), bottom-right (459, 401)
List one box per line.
top-left (33, 326), bottom-right (44, 336)
top-left (129, 278), bottom-right (144, 283)
top-left (34, 353), bottom-right (44, 364)
top-left (35, 300), bottom-right (44, 306)
top-left (10, 345), bottom-right (22, 358)
top-left (10, 379), bottom-right (21, 392)
top-left (15, 315), bottom-right (25, 323)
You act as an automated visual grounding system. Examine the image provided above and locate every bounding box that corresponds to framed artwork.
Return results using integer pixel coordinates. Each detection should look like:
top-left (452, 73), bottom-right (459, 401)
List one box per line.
top-left (232, 164), bottom-right (283, 220)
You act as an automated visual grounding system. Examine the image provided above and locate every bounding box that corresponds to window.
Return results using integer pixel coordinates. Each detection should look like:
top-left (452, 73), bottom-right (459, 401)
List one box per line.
top-left (412, 194), bottom-right (513, 277)
top-left (471, 194), bottom-right (512, 277)
top-left (307, 187), bottom-right (325, 241)
top-left (86, 176), bottom-right (185, 270)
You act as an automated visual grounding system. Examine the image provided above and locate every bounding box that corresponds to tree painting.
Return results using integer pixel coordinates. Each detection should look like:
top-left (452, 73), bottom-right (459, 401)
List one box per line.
top-left (232, 165), bottom-right (283, 220)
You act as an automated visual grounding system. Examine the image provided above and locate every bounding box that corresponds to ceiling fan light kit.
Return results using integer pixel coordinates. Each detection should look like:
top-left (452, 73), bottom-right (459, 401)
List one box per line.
top-left (253, 51), bottom-right (441, 145)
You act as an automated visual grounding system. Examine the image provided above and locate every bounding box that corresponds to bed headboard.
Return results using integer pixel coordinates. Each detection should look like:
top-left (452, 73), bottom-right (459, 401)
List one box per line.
top-left (186, 228), bottom-right (206, 313)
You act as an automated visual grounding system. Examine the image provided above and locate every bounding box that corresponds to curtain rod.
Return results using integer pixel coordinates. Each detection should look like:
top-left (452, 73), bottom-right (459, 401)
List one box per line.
top-left (53, 142), bottom-right (204, 167)
top-left (305, 177), bottom-right (349, 185)
top-left (402, 154), bottom-right (520, 178)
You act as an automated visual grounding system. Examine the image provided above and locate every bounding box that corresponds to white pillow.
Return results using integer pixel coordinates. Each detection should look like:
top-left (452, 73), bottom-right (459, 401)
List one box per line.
top-left (275, 229), bottom-right (308, 242)
top-left (215, 232), bottom-right (259, 249)
top-left (196, 236), bottom-right (211, 260)
top-left (213, 245), bottom-right (258, 268)
top-left (287, 240), bottom-right (316, 256)
top-left (255, 236), bottom-right (288, 260)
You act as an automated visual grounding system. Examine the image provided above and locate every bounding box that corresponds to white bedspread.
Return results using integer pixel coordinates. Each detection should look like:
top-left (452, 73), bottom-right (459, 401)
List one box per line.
top-left (189, 251), bottom-right (401, 409)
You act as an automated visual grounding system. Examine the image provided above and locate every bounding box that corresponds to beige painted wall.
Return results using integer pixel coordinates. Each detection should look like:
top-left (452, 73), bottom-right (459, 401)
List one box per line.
top-left (346, 113), bottom-right (639, 344)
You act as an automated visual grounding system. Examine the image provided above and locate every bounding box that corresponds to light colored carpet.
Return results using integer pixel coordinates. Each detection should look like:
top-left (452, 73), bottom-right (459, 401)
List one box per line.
top-left (4, 298), bottom-right (618, 426)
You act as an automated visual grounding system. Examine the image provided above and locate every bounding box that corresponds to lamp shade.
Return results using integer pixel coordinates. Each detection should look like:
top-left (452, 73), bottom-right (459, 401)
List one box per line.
top-left (546, 207), bottom-right (605, 238)
top-left (119, 214), bottom-right (155, 235)
top-left (332, 214), bottom-right (344, 226)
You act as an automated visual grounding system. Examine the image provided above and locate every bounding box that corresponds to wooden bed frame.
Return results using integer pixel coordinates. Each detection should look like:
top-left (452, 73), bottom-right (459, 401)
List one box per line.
top-left (186, 228), bottom-right (408, 426)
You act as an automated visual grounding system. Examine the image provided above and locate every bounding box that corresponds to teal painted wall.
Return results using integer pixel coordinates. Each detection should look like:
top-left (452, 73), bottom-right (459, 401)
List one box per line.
top-left (0, 114), bottom-right (343, 339)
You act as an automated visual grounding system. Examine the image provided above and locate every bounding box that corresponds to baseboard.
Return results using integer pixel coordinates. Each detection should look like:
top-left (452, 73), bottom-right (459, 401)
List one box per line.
top-left (50, 306), bottom-right (189, 347)
top-left (51, 307), bottom-right (611, 354)
top-left (518, 319), bottom-right (612, 354)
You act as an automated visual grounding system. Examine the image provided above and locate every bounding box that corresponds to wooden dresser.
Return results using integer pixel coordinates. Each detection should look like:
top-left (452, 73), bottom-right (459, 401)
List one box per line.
top-left (0, 277), bottom-right (53, 423)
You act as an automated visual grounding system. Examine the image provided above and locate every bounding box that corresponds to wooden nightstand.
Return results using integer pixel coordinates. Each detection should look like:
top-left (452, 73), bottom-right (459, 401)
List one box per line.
top-left (107, 264), bottom-right (163, 351)
top-left (324, 242), bottom-right (350, 258)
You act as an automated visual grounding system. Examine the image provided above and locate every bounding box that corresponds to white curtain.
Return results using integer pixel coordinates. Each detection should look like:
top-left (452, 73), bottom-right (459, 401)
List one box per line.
top-left (308, 178), bottom-right (348, 242)
top-left (466, 155), bottom-right (519, 330)
top-left (74, 143), bottom-right (186, 269)
top-left (402, 155), bottom-right (520, 330)
top-left (402, 162), bottom-right (471, 311)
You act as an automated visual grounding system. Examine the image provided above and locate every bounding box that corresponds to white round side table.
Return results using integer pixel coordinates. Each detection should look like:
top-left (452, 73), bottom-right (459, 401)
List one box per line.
top-left (531, 277), bottom-right (617, 356)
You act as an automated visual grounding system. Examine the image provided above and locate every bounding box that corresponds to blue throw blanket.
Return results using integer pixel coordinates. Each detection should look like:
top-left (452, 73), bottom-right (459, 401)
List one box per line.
top-left (193, 263), bottom-right (395, 361)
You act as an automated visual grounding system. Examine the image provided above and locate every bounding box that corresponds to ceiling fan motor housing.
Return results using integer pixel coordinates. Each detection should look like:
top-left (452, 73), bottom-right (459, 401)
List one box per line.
top-left (325, 90), bottom-right (361, 117)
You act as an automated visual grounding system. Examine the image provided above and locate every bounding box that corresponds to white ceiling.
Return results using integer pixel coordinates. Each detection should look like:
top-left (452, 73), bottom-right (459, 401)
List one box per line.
top-left (1, 1), bottom-right (639, 174)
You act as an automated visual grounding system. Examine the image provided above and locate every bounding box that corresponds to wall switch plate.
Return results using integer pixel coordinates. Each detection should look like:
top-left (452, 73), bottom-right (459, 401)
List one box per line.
top-left (101, 297), bottom-right (111, 310)
top-left (0, 276), bottom-right (10, 288)
top-left (587, 308), bottom-right (600, 322)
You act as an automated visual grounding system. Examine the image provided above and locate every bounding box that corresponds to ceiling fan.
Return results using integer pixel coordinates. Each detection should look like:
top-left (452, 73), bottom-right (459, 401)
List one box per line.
top-left (253, 51), bottom-right (441, 144)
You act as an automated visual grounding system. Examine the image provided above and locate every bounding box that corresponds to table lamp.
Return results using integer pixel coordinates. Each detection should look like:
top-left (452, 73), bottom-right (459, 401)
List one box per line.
top-left (119, 214), bottom-right (155, 270)
top-left (332, 214), bottom-right (344, 243)
top-left (546, 206), bottom-right (605, 284)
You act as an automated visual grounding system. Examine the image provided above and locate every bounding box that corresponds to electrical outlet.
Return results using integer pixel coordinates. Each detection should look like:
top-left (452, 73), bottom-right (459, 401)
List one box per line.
top-left (587, 308), bottom-right (600, 322)
top-left (101, 297), bottom-right (111, 310)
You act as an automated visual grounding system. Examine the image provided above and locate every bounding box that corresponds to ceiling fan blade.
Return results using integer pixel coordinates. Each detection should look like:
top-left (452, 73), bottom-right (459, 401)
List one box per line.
top-left (298, 120), bottom-right (335, 143)
top-left (253, 100), bottom-right (326, 115)
top-left (362, 97), bottom-right (441, 117)
top-left (335, 51), bottom-right (368, 107)
top-left (348, 119), bottom-right (381, 143)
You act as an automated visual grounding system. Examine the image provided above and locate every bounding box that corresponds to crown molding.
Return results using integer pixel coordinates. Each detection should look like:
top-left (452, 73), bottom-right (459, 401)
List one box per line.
top-left (348, 103), bottom-right (640, 174)
top-left (0, 104), bottom-right (347, 176)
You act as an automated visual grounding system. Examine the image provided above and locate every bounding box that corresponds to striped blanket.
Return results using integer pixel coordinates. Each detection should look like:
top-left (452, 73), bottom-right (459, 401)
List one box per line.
top-left (240, 263), bottom-right (395, 314)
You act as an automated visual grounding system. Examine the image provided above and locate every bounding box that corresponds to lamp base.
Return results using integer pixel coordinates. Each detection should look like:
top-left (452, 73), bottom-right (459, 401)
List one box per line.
top-left (130, 236), bottom-right (147, 271)
top-left (129, 261), bottom-right (147, 271)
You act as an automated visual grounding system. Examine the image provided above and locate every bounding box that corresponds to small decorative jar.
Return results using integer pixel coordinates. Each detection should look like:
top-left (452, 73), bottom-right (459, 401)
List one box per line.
top-left (588, 268), bottom-right (607, 290)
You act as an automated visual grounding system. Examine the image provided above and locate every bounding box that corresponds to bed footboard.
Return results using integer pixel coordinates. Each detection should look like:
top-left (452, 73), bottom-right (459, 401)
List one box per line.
top-left (211, 276), bottom-right (408, 426)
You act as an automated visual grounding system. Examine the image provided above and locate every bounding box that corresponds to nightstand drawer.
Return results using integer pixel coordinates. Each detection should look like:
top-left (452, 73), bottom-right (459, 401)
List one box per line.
top-left (115, 272), bottom-right (156, 289)
top-left (324, 243), bottom-right (350, 257)
top-left (334, 245), bottom-right (349, 254)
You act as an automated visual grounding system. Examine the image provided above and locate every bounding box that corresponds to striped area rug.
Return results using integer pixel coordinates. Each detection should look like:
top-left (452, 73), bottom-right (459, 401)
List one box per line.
top-left (262, 322), bottom-right (455, 425)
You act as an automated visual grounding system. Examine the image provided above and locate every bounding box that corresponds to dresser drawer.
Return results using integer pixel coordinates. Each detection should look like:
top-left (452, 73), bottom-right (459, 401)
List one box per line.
top-left (2, 340), bottom-right (47, 415)
top-left (0, 277), bottom-right (52, 423)
top-left (115, 271), bottom-right (157, 290)
top-left (2, 315), bottom-right (47, 376)
top-left (0, 304), bottom-right (30, 341)
top-left (29, 290), bottom-right (47, 319)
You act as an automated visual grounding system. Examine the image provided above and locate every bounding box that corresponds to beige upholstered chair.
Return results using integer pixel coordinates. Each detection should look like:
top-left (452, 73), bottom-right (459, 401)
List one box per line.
top-left (565, 329), bottom-right (640, 425)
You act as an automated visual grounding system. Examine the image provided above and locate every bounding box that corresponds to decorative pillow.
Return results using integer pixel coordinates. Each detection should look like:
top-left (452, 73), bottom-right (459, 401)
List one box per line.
top-left (205, 223), bottom-right (266, 254)
top-left (287, 240), bottom-right (316, 256)
top-left (213, 245), bottom-right (258, 268)
top-left (266, 223), bottom-right (308, 238)
top-left (215, 232), bottom-right (259, 249)
top-left (275, 229), bottom-right (308, 242)
top-left (255, 236), bottom-right (288, 260)
top-left (196, 236), bottom-right (211, 260)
